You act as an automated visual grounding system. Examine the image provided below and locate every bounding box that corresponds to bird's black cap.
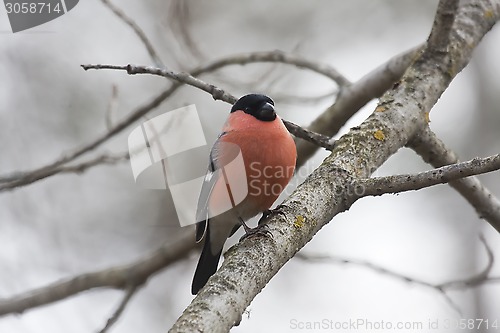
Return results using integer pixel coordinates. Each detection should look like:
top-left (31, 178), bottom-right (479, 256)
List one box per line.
top-left (231, 94), bottom-right (276, 121)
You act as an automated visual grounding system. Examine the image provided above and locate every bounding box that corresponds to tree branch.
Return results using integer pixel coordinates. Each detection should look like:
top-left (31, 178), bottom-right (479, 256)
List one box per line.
top-left (0, 232), bottom-right (194, 317)
top-left (194, 50), bottom-right (351, 87)
top-left (351, 151), bottom-right (500, 197)
top-left (98, 285), bottom-right (139, 333)
top-left (426, 0), bottom-right (459, 53)
top-left (408, 127), bottom-right (500, 232)
top-left (169, 1), bottom-right (500, 331)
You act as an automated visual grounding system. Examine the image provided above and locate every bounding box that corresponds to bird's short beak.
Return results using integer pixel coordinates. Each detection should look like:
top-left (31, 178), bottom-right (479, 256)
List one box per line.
top-left (259, 102), bottom-right (276, 121)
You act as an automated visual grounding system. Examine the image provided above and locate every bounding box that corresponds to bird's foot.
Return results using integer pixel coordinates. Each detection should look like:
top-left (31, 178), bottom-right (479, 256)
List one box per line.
top-left (239, 219), bottom-right (273, 241)
top-left (258, 204), bottom-right (288, 225)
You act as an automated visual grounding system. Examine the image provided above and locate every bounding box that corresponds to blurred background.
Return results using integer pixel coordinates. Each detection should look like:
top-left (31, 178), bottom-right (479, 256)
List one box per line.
top-left (1, 0), bottom-right (500, 332)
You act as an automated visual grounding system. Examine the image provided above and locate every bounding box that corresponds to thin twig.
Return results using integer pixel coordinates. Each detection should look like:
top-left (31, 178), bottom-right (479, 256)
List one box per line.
top-left (98, 285), bottom-right (139, 333)
top-left (167, 0), bottom-right (205, 62)
top-left (101, 0), bottom-right (164, 67)
top-left (0, 85), bottom-right (176, 192)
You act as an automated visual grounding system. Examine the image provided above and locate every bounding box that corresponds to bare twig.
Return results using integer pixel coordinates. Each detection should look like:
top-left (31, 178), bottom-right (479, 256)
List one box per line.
top-left (167, 0), bottom-right (205, 62)
top-left (272, 89), bottom-right (338, 106)
top-left (101, 0), bottom-right (164, 67)
top-left (296, 234), bottom-right (494, 316)
top-left (438, 234), bottom-right (494, 290)
top-left (408, 127), bottom-right (500, 233)
top-left (0, 232), bottom-right (195, 317)
top-left (98, 285), bottom-right (139, 333)
top-left (351, 152), bottom-right (500, 197)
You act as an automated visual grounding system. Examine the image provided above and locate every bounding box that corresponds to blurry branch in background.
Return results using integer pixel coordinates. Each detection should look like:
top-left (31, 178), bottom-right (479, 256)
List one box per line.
top-left (296, 234), bottom-right (495, 316)
top-left (98, 285), bottom-right (139, 333)
top-left (192, 50), bottom-right (351, 87)
top-left (0, 232), bottom-right (195, 317)
top-left (105, 85), bottom-right (119, 131)
top-left (272, 89), bottom-right (338, 106)
top-left (0, 88), bottom-right (171, 191)
top-left (167, 0), bottom-right (205, 64)
top-left (101, 0), bottom-right (164, 67)
top-left (408, 127), bottom-right (500, 233)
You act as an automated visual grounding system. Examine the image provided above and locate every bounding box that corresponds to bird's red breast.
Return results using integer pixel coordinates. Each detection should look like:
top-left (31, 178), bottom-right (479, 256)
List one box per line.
top-left (219, 110), bottom-right (296, 212)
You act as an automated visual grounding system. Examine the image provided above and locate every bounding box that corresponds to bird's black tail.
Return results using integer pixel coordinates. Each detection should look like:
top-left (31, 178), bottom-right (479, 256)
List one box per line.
top-left (191, 226), bottom-right (222, 295)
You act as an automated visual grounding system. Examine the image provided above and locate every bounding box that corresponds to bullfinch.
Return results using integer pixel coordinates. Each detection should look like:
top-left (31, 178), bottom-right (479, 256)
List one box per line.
top-left (191, 94), bottom-right (297, 294)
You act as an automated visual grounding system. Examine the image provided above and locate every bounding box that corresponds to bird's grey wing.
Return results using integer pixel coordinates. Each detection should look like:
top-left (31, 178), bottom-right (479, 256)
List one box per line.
top-left (195, 132), bottom-right (226, 242)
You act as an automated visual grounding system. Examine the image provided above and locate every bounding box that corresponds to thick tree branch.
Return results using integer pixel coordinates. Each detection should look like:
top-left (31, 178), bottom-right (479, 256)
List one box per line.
top-left (169, 1), bottom-right (500, 331)
top-left (408, 127), bottom-right (500, 232)
top-left (0, 233), bottom-right (195, 316)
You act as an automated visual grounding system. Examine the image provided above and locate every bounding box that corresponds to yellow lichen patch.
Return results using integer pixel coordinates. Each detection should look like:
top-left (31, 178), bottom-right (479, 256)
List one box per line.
top-left (375, 105), bottom-right (387, 112)
top-left (373, 130), bottom-right (385, 141)
top-left (424, 112), bottom-right (431, 123)
top-left (293, 215), bottom-right (306, 228)
top-left (484, 10), bottom-right (494, 19)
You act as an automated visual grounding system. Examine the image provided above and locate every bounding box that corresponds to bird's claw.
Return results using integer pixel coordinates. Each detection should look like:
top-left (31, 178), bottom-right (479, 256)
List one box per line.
top-left (239, 224), bottom-right (273, 241)
top-left (258, 204), bottom-right (288, 225)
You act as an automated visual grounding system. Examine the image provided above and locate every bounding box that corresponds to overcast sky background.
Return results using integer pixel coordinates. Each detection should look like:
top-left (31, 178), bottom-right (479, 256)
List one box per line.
top-left (1, 1), bottom-right (500, 332)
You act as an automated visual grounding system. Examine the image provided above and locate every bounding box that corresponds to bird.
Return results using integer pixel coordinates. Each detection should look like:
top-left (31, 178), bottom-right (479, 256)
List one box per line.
top-left (191, 94), bottom-right (297, 295)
